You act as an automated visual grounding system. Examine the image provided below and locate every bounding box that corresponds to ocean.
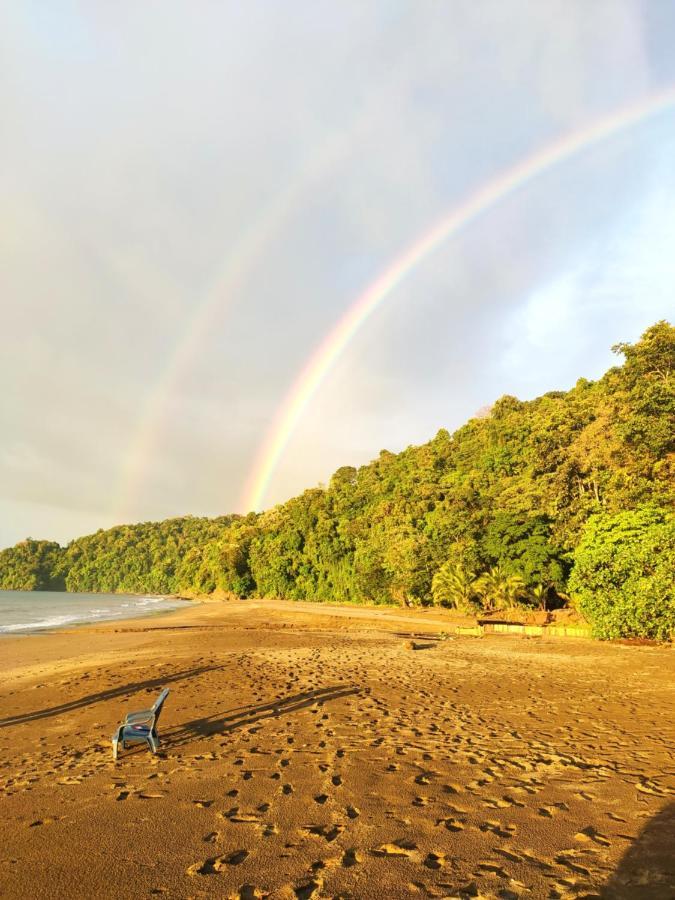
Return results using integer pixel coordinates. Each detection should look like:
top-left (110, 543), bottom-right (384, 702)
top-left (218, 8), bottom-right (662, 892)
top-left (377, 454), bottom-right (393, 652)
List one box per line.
top-left (0, 590), bottom-right (191, 635)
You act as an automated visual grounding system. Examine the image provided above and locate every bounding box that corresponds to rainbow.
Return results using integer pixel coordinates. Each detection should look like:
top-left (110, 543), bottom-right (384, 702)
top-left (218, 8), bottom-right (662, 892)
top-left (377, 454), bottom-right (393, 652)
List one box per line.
top-left (241, 85), bottom-right (675, 513)
top-left (112, 187), bottom-right (301, 522)
top-left (113, 73), bottom-right (400, 523)
top-left (113, 125), bottom-right (364, 522)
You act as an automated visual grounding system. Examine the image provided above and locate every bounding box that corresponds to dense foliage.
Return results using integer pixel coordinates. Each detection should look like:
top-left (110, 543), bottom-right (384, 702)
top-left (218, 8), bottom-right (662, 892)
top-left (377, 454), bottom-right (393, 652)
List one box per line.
top-left (1, 321), bottom-right (673, 638)
top-left (59, 516), bottom-right (240, 594)
top-left (0, 540), bottom-right (65, 591)
top-left (568, 507), bottom-right (675, 640)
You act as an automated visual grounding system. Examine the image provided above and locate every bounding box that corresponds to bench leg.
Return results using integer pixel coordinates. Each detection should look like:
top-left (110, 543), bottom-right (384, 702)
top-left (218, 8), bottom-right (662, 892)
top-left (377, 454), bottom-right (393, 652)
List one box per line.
top-left (112, 725), bottom-right (124, 760)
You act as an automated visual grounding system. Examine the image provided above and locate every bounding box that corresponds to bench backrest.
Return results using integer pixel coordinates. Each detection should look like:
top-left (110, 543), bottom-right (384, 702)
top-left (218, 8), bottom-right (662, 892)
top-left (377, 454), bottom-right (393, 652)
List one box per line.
top-left (151, 688), bottom-right (170, 727)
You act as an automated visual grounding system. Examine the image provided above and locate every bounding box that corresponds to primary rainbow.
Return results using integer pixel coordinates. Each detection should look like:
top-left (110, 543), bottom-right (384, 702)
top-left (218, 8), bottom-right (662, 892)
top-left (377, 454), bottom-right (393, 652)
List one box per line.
top-left (241, 85), bottom-right (675, 513)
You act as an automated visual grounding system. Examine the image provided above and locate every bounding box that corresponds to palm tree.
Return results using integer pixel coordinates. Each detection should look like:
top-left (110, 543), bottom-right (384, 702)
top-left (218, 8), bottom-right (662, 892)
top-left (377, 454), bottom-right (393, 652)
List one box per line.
top-left (530, 583), bottom-right (550, 611)
top-left (475, 565), bottom-right (526, 611)
top-left (431, 561), bottom-right (479, 613)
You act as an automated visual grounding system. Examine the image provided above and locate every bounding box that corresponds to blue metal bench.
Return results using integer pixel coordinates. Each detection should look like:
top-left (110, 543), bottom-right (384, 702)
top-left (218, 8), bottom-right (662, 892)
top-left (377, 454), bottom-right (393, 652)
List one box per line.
top-left (112, 688), bottom-right (169, 760)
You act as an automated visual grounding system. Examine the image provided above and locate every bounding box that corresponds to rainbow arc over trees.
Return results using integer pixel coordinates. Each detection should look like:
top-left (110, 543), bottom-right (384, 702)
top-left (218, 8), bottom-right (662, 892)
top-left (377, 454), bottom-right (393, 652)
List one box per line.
top-left (241, 86), bottom-right (675, 513)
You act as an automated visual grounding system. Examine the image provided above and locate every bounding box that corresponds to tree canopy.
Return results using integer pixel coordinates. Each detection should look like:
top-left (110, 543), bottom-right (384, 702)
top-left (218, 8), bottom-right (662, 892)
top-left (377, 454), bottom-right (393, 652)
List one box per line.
top-left (568, 506), bottom-right (675, 640)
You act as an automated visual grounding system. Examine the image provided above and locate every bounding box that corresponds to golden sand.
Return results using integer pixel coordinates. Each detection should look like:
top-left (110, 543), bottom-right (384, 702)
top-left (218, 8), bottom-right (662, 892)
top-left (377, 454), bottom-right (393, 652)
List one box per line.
top-left (0, 599), bottom-right (673, 899)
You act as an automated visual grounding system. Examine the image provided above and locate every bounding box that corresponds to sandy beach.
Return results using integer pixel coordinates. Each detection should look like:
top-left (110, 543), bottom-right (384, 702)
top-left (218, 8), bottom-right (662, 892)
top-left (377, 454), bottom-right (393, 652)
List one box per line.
top-left (1, 598), bottom-right (673, 899)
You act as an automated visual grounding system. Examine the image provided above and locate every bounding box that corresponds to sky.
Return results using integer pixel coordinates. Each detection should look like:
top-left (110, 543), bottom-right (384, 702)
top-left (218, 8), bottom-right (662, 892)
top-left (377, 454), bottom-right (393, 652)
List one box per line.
top-left (2, 1), bottom-right (675, 549)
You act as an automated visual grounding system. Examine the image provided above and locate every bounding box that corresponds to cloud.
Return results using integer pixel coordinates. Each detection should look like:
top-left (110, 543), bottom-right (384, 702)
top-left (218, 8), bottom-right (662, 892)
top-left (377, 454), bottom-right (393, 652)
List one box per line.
top-left (1, 1), bottom-right (673, 543)
top-left (499, 160), bottom-right (675, 394)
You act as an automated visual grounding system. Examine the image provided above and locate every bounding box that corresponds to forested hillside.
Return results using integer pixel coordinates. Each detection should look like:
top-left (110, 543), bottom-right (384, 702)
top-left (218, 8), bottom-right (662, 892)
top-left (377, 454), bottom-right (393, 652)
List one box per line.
top-left (0, 540), bottom-right (65, 592)
top-left (2, 321), bottom-right (673, 637)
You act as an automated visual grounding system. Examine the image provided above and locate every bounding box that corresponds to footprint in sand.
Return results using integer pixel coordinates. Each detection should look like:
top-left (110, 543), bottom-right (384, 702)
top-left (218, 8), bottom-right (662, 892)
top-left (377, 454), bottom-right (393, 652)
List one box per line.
top-left (538, 802), bottom-right (569, 817)
top-left (303, 824), bottom-right (345, 842)
top-left (314, 794), bottom-right (329, 805)
top-left (636, 778), bottom-right (665, 796)
top-left (342, 848), bottom-right (361, 868)
top-left (372, 840), bottom-right (418, 858)
top-left (477, 861), bottom-right (510, 879)
top-left (606, 811), bottom-right (626, 822)
top-left (443, 783), bottom-right (462, 795)
top-left (227, 884), bottom-right (264, 900)
top-left (436, 817), bottom-right (465, 832)
top-left (186, 850), bottom-right (250, 875)
top-left (310, 858), bottom-right (339, 873)
top-left (574, 826), bottom-right (611, 846)
top-left (423, 852), bottom-right (446, 870)
top-left (502, 794), bottom-right (525, 808)
top-left (223, 810), bottom-right (261, 825)
top-left (293, 877), bottom-right (323, 899)
top-left (192, 799), bottom-right (215, 808)
top-left (479, 820), bottom-right (517, 838)
top-left (554, 851), bottom-right (592, 877)
top-left (484, 794), bottom-right (525, 809)
top-left (495, 847), bottom-right (524, 864)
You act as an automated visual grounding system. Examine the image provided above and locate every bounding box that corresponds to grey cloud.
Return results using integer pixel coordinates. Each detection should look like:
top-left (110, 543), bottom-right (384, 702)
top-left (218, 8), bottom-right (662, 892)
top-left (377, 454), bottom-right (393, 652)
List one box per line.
top-left (2, 1), bottom-right (674, 543)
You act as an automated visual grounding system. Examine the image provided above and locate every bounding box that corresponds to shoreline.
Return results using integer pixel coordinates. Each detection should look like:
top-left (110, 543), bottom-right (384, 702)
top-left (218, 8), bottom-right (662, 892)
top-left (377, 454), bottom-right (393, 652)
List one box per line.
top-left (4, 589), bottom-right (672, 646)
top-left (0, 589), bottom-right (196, 638)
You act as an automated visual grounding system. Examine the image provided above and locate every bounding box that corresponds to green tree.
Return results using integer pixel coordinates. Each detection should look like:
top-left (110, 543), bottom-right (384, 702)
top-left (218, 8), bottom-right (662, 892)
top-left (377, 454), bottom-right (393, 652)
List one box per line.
top-left (481, 513), bottom-right (567, 589)
top-left (431, 562), bottom-right (479, 612)
top-left (529, 583), bottom-right (551, 611)
top-left (0, 539), bottom-right (65, 590)
top-left (475, 566), bottom-right (526, 611)
top-left (611, 321), bottom-right (675, 457)
top-left (568, 506), bottom-right (675, 640)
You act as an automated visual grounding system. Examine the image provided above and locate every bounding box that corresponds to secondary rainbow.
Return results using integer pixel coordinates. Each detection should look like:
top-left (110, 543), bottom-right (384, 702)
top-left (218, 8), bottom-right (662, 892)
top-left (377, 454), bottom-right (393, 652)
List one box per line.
top-left (113, 123), bottom-right (362, 522)
top-left (113, 77), bottom-right (395, 523)
top-left (241, 85), bottom-right (675, 513)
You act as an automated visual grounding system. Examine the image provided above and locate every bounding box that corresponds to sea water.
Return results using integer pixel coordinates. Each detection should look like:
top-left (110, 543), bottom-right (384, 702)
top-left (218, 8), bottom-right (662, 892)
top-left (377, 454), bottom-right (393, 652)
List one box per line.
top-left (0, 590), bottom-right (191, 635)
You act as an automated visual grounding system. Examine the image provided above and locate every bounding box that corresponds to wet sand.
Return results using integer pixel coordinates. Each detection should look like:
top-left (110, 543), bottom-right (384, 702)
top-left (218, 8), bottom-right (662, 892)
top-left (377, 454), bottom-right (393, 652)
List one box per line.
top-left (0, 598), bottom-right (673, 899)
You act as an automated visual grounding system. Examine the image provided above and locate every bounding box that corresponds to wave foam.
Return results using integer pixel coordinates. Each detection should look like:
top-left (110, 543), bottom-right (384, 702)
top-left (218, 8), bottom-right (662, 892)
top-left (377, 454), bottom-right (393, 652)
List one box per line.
top-left (0, 614), bottom-right (82, 634)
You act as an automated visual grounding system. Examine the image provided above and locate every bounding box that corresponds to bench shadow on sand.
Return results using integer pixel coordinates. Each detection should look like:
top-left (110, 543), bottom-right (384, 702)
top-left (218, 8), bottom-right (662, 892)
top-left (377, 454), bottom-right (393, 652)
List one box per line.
top-left (602, 802), bottom-right (675, 899)
top-left (0, 665), bottom-right (222, 728)
top-left (164, 685), bottom-right (358, 748)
